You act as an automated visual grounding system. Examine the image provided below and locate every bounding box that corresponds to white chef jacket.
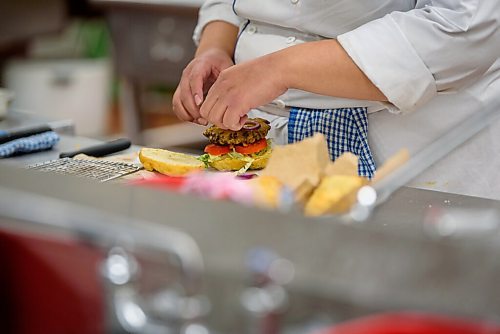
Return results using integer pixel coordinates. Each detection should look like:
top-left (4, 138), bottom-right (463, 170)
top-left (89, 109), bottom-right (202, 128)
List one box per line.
top-left (194, 0), bottom-right (500, 200)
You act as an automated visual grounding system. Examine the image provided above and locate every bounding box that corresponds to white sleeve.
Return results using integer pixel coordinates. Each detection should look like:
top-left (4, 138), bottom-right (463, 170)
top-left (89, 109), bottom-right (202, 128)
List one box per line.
top-left (337, 0), bottom-right (500, 113)
top-left (193, 0), bottom-right (243, 46)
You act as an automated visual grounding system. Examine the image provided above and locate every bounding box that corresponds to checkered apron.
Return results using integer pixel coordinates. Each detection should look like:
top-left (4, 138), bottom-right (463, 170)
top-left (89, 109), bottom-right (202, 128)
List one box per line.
top-left (288, 107), bottom-right (376, 178)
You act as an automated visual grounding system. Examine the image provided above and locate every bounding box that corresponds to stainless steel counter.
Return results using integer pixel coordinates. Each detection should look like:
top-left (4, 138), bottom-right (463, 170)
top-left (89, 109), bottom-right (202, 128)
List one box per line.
top-left (1, 161), bottom-right (500, 333)
top-left (0, 109), bottom-right (140, 166)
top-left (1, 134), bottom-right (140, 167)
top-left (0, 109), bottom-right (74, 135)
top-left (2, 108), bottom-right (500, 332)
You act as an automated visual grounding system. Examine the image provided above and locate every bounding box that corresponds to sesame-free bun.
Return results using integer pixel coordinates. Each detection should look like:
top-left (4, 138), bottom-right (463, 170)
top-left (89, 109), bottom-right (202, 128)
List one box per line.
top-left (139, 148), bottom-right (204, 176)
top-left (209, 149), bottom-right (272, 171)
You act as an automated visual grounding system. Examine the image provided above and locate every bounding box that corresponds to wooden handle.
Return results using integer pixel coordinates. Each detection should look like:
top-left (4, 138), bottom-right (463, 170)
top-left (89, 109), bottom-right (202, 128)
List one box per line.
top-left (371, 148), bottom-right (410, 185)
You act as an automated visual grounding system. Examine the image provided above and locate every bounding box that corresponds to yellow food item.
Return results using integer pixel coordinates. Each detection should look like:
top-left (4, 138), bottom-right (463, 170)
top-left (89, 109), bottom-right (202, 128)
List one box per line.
top-left (209, 148), bottom-right (272, 171)
top-left (249, 175), bottom-right (284, 209)
top-left (139, 148), bottom-right (205, 176)
top-left (305, 175), bottom-right (368, 216)
top-left (261, 134), bottom-right (330, 203)
top-left (324, 152), bottom-right (359, 177)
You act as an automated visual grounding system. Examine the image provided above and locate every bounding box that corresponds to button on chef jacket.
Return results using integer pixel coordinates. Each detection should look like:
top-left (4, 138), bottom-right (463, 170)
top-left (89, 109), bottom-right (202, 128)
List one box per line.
top-left (194, 0), bottom-right (500, 200)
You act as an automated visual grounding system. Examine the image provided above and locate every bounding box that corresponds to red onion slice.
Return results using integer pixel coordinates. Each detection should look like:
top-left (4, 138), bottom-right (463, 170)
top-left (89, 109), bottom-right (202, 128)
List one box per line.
top-left (236, 173), bottom-right (258, 180)
top-left (242, 120), bottom-right (261, 130)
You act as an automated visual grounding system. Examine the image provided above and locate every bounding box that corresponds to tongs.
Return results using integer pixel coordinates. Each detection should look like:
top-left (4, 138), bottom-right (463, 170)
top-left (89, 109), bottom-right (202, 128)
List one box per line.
top-left (350, 101), bottom-right (500, 221)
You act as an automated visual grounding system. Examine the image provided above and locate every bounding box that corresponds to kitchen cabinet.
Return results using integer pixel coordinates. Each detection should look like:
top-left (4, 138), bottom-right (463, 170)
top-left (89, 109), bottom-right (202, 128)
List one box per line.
top-left (0, 0), bottom-right (67, 52)
top-left (92, 0), bottom-right (205, 145)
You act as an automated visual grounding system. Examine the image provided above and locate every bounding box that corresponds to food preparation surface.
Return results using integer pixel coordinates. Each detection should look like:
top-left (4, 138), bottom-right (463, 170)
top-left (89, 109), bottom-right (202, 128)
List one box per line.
top-left (0, 109), bottom-right (74, 135)
top-left (0, 134), bottom-right (141, 167)
top-left (2, 162), bottom-right (500, 322)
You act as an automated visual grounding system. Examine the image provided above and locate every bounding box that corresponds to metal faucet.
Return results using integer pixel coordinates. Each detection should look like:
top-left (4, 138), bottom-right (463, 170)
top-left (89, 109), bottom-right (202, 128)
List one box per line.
top-left (240, 248), bottom-right (295, 334)
top-left (0, 187), bottom-right (210, 334)
top-left (101, 240), bottom-right (210, 334)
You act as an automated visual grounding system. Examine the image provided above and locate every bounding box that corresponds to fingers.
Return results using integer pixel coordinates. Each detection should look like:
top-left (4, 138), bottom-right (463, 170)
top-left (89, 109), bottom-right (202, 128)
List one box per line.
top-left (189, 66), bottom-right (206, 107)
top-left (173, 87), bottom-right (208, 125)
top-left (172, 88), bottom-right (194, 122)
top-left (223, 105), bottom-right (245, 131)
top-left (238, 114), bottom-right (249, 129)
top-left (201, 98), bottom-right (228, 129)
top-left (199, 88), bottom-right (218, 122)
top-left (173, 62), bottom-right (213, 125)
top-left (179, 73), bottom-right (201, 120)
top-left (197, 118), bottom-right (209, 126)
top-left (201, 91), bottom-right (247, 130)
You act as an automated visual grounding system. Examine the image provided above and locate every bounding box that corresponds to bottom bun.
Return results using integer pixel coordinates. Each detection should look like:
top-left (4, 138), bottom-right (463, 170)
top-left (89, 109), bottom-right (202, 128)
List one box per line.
top-left (210, 149), bottom-right (271, 171)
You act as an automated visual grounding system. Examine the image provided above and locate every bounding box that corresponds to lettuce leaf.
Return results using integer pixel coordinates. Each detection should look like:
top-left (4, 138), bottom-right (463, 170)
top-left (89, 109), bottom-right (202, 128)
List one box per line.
top-left (197, 139), bottom-right (272, 172)
top-left (198, 153), bottom-right (211, 168)
top-left (250, 140), bottom-right (273, 158)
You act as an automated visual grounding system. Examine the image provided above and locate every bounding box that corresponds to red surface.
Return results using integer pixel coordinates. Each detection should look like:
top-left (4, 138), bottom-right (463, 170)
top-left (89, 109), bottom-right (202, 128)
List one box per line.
top-left (316, 312), bottom-right (500, 334)
top-left (0, 229), bottom-right (105, 334)
top-left (235, 138), bottom-right (268, 154)
top-left (204, 144), bottom-right (231, 156)
top-left (3, 227), bottom-right (499, 334)
top-left (130, 174), bottom-right (187, 190)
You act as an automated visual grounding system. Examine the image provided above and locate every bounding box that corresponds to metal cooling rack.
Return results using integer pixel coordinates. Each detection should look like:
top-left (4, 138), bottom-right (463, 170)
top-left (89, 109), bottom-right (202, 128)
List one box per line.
top-left (27, 158), bottom-right (142, 182)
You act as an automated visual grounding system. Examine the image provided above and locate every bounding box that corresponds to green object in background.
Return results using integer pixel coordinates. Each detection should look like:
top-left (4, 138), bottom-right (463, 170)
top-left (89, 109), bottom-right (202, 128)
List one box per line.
top-left (75, 19), bottom-right (116, 100)
top-left (27, 19), bottom-right (111, 59)
top-left (78, 20), bottom-right (110, 59)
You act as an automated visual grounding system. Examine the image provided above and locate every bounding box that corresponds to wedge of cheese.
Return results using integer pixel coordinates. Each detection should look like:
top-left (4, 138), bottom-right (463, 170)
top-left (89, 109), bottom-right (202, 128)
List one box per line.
top-left (305, 175), bottom-right (368, 216)
top-left (261, 133), bottom-right (330, 203)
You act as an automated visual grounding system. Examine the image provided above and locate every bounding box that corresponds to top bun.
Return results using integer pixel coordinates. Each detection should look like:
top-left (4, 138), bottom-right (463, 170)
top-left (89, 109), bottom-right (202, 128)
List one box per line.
top-left (139, 148), bottom-right (204, 176)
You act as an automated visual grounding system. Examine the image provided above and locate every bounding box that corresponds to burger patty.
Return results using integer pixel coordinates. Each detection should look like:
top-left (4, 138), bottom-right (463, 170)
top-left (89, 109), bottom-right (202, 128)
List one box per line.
top-left (203, 118), bottom-right (271, 146)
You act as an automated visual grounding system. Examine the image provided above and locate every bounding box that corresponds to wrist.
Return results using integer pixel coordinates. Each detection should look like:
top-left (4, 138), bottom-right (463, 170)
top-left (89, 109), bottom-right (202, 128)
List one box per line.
top-left (195, 46), bottom-right (231, 59)
top-left (196, 21), bottom-right (238, 58)
top-left (268, 49), bottom-right (294, 91)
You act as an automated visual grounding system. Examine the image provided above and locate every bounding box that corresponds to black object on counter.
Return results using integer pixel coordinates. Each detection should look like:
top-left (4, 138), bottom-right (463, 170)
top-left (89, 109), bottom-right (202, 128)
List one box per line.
top-left (0, 125), bottom-right (53, 145)
top-left (59, 138), bottom-right (132, 158)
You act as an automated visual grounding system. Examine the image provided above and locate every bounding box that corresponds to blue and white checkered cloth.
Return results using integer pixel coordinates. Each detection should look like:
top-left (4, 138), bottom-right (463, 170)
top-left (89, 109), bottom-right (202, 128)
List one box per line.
top-left (288, 107), bottom-right (376, 178)
top-left (0, 131), bottom-right (60, 158)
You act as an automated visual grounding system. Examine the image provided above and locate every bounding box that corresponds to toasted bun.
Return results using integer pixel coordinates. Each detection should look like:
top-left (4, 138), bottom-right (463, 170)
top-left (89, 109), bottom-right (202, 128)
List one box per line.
top-left (139, 148), bottom-right (204, 176)
top-left (210, 149), bottom-right (272, 171)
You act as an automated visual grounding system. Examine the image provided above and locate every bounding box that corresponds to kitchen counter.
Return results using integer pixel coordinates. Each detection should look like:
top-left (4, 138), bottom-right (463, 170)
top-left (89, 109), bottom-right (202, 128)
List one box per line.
top-left (0, 109), bottom-right (74, 136)
top-left (3, 106), bottom-right (500, 332)
top-left (2, 161), bottom-right (500, 332)
top-left (0, 109), bottom-right (140, 167)
top-left (1, 134), bottom-right (141, 167)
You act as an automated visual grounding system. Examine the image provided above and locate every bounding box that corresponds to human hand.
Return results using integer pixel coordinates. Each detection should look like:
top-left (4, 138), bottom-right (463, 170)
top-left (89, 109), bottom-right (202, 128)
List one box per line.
top-left (199, 54), bottom-right (288, 130)
top-left (172, 48), bottom-right (234, 125)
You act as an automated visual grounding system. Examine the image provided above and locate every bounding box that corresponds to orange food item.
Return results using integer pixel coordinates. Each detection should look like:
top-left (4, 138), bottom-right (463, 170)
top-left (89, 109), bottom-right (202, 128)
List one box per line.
top-left (235, 139), bottom-right (267, 155)
top-left (204, 144), bottom-right (231, 156)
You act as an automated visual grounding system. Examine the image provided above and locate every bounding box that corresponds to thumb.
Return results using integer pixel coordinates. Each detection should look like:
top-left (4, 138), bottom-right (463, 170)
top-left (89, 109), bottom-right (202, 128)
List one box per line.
top-left (238, 115), bottom-right (249, 128)
top-left (189, 67), bottom-right (208, 107)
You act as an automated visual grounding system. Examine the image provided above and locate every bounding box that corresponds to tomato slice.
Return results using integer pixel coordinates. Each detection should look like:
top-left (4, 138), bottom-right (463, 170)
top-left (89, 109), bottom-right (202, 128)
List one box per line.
top-left (204, 144), bottom-right (231, 156)
top-left (235, 139), bottom-right (268, 155)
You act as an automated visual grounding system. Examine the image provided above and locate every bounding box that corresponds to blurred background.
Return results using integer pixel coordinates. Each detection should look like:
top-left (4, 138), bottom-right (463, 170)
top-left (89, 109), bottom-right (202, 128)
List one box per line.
top-left (0, 0), bottom-right (204, 146)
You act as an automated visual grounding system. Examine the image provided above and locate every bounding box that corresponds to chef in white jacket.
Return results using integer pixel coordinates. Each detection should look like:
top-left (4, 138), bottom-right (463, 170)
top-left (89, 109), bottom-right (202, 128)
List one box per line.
top-left (173, 0), bottom-right (500, 198)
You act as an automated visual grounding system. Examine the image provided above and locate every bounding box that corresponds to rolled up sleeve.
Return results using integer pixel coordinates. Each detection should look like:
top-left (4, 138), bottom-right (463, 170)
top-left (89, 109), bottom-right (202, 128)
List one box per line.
top-left (193, 0), bottom-right (243, 45)
top-left (338, 0), bottom-right (500, 113)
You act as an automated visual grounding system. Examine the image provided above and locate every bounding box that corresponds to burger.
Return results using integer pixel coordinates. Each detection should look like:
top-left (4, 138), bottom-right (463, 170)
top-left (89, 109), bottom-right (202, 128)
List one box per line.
top-left (199, 118), bottom-right (273, 172)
